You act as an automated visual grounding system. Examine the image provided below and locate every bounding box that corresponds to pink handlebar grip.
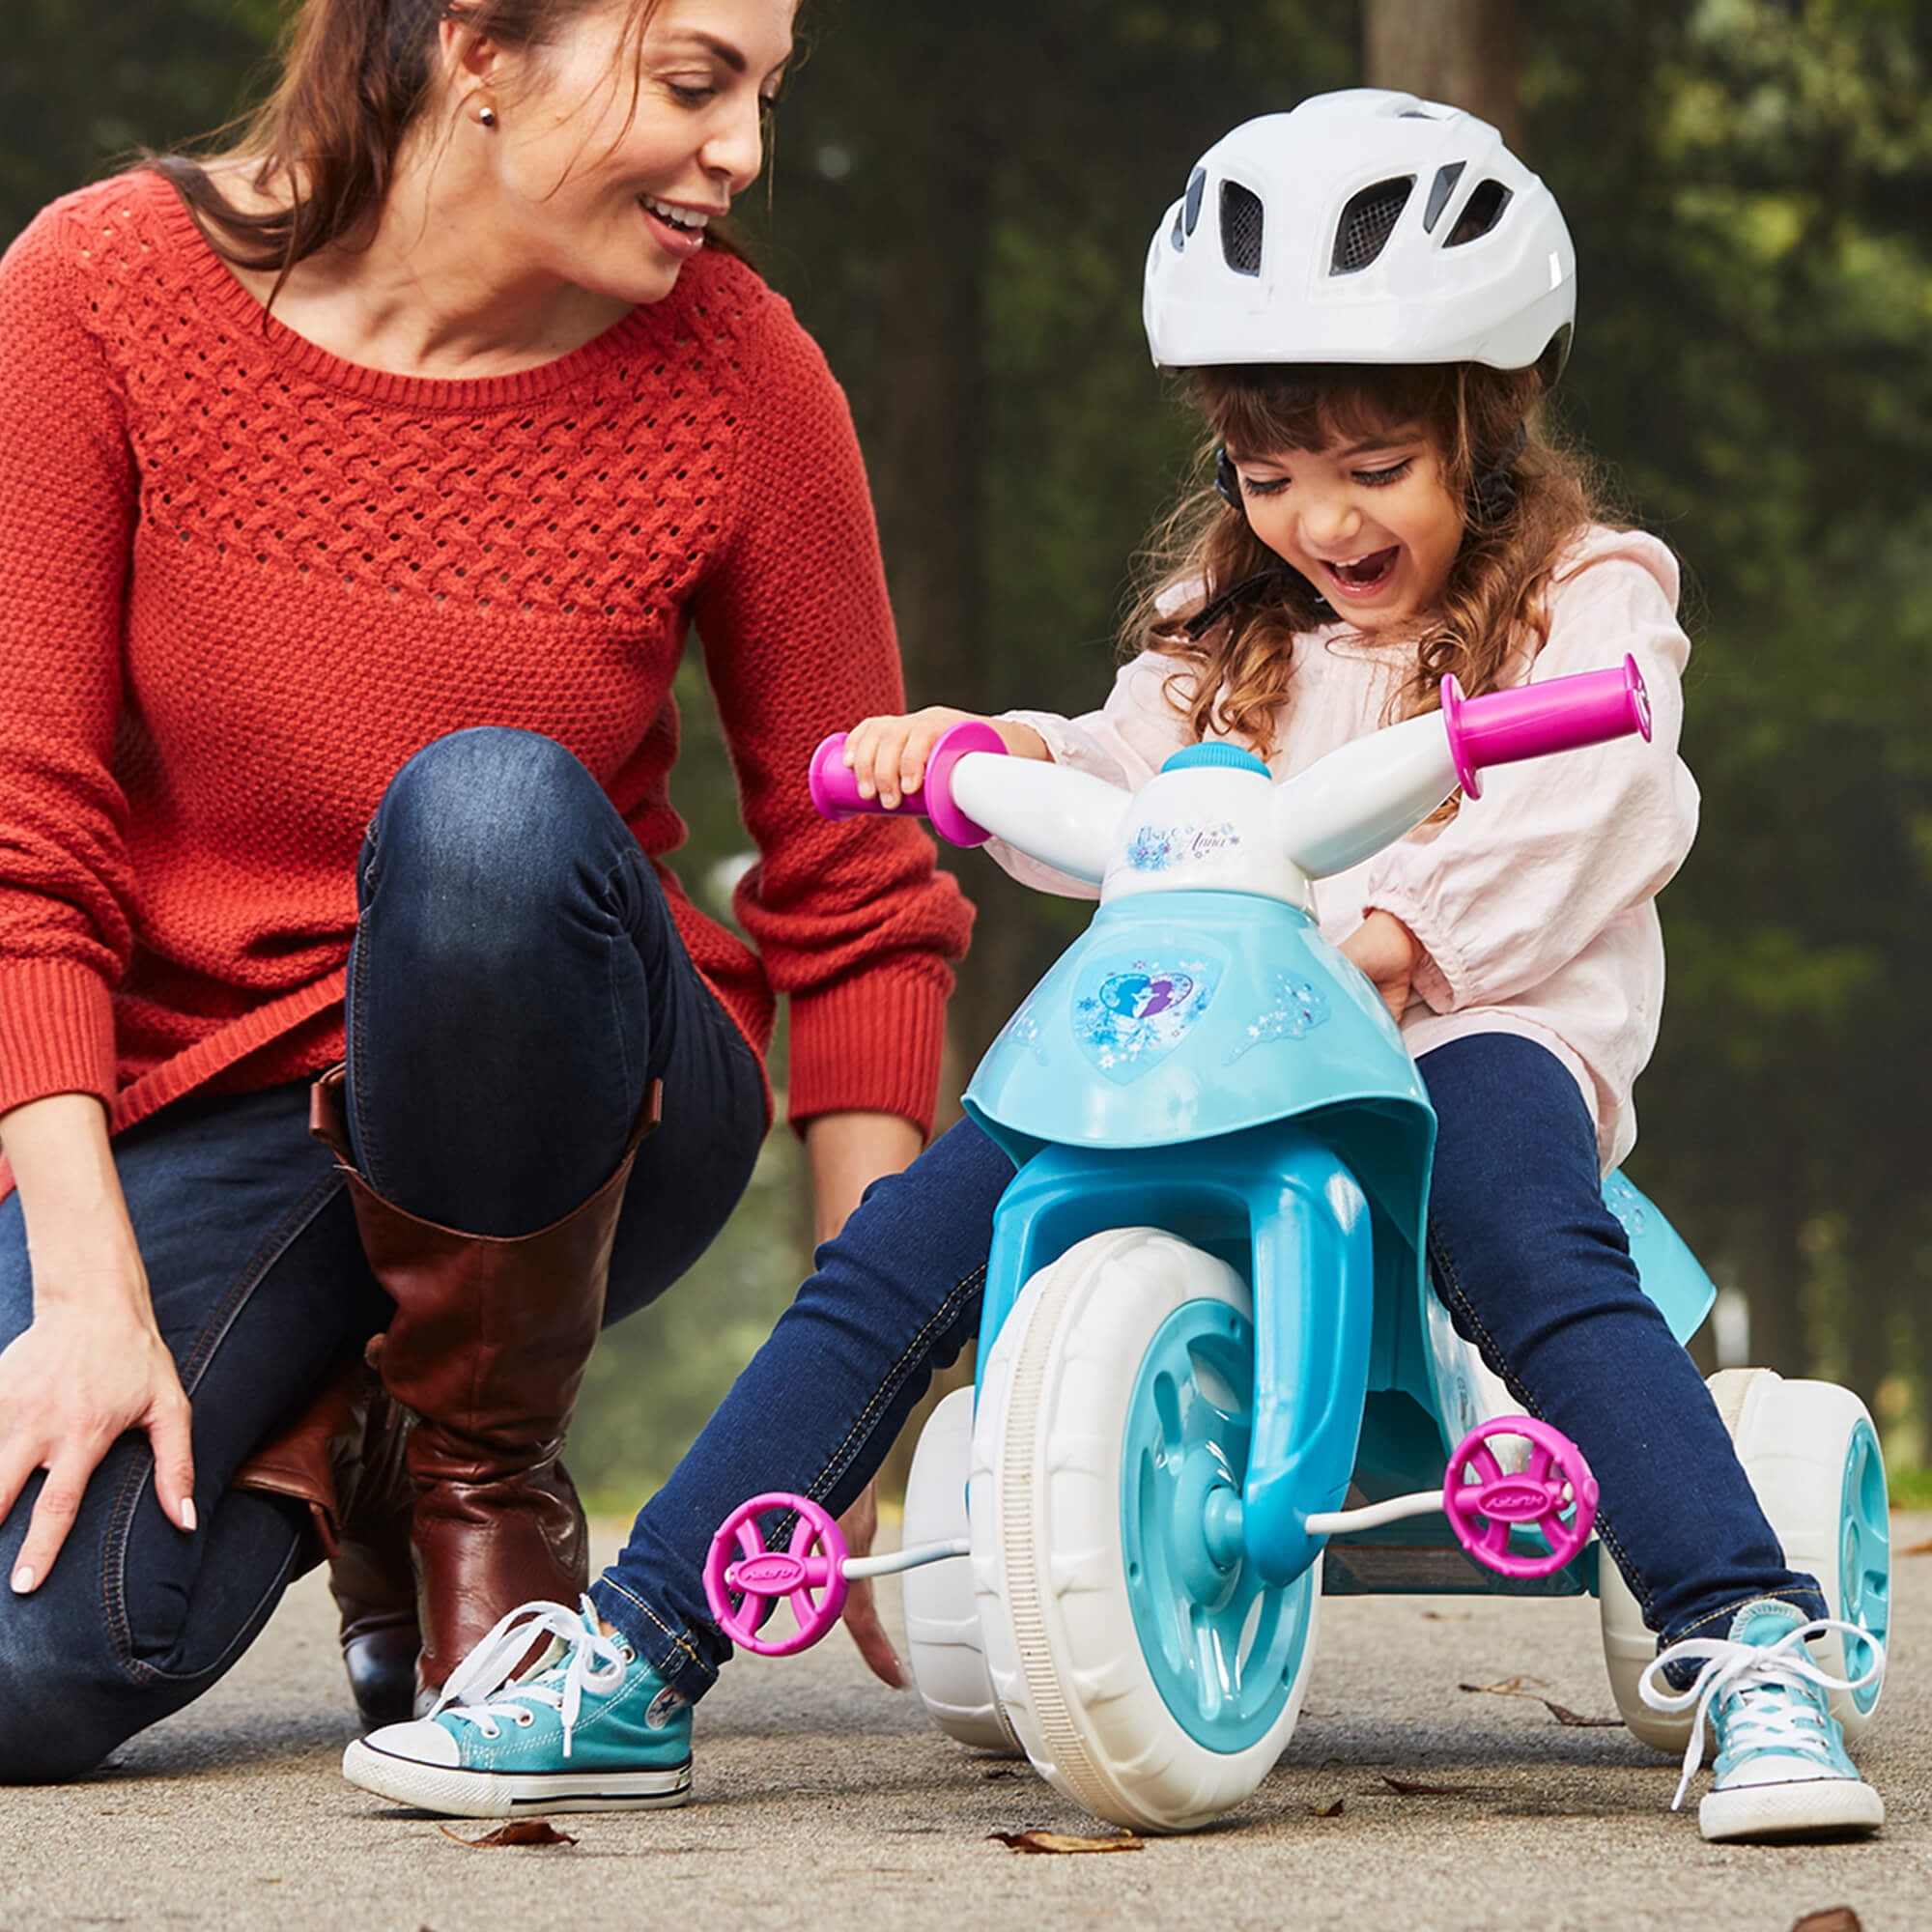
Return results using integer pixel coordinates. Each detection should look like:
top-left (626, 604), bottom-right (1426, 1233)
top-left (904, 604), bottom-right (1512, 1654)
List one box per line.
top-left (807, 721), bottom-right (1008, 847)
top-left (1440, 654), bottom-right (1651, 801)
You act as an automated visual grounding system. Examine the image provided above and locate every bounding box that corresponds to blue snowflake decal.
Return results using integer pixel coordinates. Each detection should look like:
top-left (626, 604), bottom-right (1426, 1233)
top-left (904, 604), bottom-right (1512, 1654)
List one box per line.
top-left (1224, 975), bottom-right (1331, 1062)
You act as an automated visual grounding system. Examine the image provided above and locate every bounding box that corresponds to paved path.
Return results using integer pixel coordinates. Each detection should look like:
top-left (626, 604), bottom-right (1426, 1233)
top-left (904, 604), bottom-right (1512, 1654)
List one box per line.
top-left (5, 1519), bottom-right (1927, 1932)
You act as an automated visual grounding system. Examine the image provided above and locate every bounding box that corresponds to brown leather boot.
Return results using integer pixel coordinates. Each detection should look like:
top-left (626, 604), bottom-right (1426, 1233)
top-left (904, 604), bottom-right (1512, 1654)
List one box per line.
top-left (309, 1066), bottom-right (658, 1702)
top-left (232, 1349), bottom-right (420, 1729)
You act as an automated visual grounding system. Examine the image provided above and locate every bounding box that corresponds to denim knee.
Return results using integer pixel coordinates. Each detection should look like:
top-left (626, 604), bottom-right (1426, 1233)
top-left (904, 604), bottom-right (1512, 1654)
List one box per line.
top-left (376, 726), bottom-right (603, 878)
top-left (365, 727), bottom-right (620, 968)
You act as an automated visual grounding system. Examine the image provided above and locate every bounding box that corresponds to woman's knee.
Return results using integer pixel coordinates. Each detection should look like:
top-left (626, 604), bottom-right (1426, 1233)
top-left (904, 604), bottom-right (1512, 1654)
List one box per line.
top-left (364, 728), bottom-right (644, 969)
top-left (377, 728), bottom-right (601, 879)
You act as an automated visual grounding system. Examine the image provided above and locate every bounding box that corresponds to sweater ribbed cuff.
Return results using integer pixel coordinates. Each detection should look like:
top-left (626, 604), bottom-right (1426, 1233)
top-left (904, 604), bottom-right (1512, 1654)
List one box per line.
top-left (786, 964), bottom-right (952, 1140)
top-left (0, 958), bottom-right (118, 1119)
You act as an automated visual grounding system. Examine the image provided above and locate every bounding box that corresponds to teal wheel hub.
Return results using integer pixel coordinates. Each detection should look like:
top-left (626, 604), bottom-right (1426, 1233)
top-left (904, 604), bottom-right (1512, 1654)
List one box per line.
top-left (1839, 1417), bottom-right (1889, 1709)
top-left (1122, 1298), bottom-right (1316, 1752)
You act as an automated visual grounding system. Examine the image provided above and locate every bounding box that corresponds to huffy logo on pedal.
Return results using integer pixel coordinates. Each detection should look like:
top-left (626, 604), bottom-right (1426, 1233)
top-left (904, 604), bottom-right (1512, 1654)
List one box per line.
top-left (1072, 953), bottom-right (1221, 1083)
top-left (1125, 821), bottom-right (1240, 871)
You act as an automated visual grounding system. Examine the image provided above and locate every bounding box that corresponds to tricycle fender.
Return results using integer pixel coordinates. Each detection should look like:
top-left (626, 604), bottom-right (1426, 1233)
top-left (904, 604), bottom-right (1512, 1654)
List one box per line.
top-left (964, 892), bottom-right (1425, 1161)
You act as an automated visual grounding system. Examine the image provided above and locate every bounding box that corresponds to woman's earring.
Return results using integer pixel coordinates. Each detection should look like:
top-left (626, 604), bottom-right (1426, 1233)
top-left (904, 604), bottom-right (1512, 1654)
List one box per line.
top-left (475, 101), bottom-right (498, 128)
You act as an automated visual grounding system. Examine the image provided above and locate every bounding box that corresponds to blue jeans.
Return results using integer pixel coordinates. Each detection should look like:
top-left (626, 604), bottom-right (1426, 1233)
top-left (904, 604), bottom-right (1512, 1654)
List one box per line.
top-left (0, 729), bottom-right (765, 1779)
top-left (595, 1032), bottom-right (1817, 1702)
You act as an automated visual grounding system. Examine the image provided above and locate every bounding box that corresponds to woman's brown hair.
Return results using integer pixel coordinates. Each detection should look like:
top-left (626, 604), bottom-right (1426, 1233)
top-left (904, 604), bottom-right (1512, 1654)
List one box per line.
top-left (1123, 362), bottom-right (1617, 757)
top-left (146, 0), bottom-right (753, 290)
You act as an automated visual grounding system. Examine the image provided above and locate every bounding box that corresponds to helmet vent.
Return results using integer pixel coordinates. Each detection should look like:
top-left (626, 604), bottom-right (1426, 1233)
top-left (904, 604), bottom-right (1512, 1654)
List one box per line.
top-left (1184, 166), bottom-right (1207, 237)
top-left (1423, 161), bottom-right (1466, 234)
top-left (1220, 181), bottom-right (1264, 275)
top-left (1446, 178), bottom-right (1513, 247)
top-left (1331, 176), bottom-right (1414, 275)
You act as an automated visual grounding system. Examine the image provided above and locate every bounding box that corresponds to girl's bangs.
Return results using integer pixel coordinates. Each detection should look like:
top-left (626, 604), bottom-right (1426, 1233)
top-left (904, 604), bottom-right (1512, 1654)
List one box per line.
top-left (1196, 365), bottom-right (1452, 459)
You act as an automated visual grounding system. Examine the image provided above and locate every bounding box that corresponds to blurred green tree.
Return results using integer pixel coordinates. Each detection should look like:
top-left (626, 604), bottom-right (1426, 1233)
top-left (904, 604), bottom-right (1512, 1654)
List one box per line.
top-left (1519, 0), bottom-right (1932, 1413)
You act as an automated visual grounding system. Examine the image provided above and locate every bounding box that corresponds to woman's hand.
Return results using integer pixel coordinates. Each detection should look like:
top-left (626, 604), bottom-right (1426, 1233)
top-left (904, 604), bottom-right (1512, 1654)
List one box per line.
top-left (1340, 910), bottom-right (1422, 1023)
top-left (831, 1480), bottom-right (905, 1688)
top-left (0, 1285), bottom-right (194, 1593)
top-left (0, 1093), bottom-right (195, 1592)
top-left (841, 708), bottom-right (1049, 810)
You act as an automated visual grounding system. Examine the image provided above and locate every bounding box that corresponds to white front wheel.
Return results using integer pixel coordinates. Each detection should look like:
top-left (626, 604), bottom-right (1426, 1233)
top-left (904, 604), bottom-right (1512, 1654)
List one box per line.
top-left (972, 1228), bottom-right (1319, 1833)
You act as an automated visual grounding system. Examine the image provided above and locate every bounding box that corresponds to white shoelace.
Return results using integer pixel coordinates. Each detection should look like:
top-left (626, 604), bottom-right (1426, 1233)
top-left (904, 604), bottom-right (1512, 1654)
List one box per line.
top-left (1637, 1615), bottom-right (1884, 1811)
top-left (430, 1596), bottom-right (631, 1760)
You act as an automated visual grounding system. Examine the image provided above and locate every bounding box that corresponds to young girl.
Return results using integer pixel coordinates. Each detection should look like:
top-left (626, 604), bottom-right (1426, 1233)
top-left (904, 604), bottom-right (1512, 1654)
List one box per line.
top-left (343, 90), bottom-right (1883, 1843)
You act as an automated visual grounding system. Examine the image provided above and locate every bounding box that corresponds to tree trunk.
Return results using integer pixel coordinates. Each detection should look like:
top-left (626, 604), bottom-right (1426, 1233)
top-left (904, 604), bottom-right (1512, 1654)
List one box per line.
top-left (1362, 0), bottom-right (1520, 145)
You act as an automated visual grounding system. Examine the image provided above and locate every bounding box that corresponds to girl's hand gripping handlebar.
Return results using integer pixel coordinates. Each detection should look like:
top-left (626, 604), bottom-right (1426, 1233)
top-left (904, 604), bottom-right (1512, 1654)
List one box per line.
top-left (810, 721), bottom-right (1131, 885)
top-left (809, 722), bottom-right (1009, 848)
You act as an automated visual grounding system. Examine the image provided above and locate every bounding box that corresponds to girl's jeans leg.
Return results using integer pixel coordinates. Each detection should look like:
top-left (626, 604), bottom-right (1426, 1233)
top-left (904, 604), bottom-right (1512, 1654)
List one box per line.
top-left (1420, 1033), bottom-right (1823, 1650)
top-left (592, 1119), bottom-right (1015, 1699)
top-left (342, 726), bottom-right (765, 1304)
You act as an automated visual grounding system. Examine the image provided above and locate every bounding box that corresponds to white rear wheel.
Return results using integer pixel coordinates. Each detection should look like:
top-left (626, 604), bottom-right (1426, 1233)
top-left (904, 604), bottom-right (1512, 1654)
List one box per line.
top-left (1600, 1367), bottom-right (1889, 1750)
top-left (972, 1228), bottom-right (1319, 1833)
top-left (901, 1387), bottom-right (1019, 1753)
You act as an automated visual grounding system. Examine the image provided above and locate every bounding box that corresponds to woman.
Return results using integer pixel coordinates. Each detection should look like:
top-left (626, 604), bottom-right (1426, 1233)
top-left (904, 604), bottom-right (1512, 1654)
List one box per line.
top-left (0, 0), bottom-right (968, 1778)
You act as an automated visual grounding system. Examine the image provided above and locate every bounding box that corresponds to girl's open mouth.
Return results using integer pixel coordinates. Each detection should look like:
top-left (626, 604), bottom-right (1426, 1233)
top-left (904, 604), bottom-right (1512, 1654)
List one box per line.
top-left (1321, 546), bottom-right (1400, 598)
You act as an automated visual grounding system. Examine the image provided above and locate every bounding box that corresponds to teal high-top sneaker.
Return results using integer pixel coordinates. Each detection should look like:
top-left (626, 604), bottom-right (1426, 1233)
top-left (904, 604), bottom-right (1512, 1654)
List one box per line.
top-left (1640, 1599), bottom-right (1884, 1842)
top-left (342, 1598), bottom-right (692, 1816)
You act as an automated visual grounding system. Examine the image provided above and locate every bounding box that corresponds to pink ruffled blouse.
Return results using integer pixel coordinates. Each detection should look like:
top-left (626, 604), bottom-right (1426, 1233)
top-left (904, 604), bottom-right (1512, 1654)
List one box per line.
top-left (991, 526), bottom-right (1700, 1172)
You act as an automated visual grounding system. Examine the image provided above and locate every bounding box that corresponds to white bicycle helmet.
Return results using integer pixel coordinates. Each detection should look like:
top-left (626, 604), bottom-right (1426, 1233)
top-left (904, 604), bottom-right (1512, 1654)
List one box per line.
top-left (1144, 88), bottom-right (1575, 380)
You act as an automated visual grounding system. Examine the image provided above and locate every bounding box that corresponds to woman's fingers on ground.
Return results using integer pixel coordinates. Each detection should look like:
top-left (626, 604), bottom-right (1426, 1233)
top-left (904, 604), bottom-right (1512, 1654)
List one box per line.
top-left (840, 1577), bottom-right (907, 1688)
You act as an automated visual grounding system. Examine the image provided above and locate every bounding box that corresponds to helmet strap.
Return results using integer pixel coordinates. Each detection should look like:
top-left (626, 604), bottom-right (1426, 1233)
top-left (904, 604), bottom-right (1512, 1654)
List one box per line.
top-left (1214, 447), bottom-right (1243, 509)
top-left (1183, 562), bottom-right (1332, 640)
top-left (1469, 423), bottom-right (1528, 527)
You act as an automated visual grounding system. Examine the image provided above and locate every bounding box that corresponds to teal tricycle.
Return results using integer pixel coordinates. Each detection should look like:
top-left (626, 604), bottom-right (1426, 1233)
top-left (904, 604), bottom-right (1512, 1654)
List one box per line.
top-left (706, 663), bottom-right (1889, 1833)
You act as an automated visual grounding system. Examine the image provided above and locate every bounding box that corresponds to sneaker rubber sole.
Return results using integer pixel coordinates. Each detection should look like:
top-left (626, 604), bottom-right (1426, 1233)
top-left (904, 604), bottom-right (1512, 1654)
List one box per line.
top-left (1699, 1776), bottom-right (1884, 1842)
top-left (342, 1737), bottom-right (693, 1816)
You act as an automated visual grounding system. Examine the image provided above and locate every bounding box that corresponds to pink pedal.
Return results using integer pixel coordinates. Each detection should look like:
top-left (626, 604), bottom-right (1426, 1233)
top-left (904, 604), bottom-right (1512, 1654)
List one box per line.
top-left (1442, 1416), bottom-right (1599, 1578)
top-left (704, 1492), bottom-right (851, 1656)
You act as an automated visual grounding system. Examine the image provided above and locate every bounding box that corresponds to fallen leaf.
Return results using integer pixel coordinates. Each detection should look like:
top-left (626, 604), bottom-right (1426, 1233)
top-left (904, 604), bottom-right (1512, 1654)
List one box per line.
top-left (1421, 1610), bottom-right (1472, 1622)
top-left (438, 1821), bottom-right (578, 1849)
top-left (1381, 1776), bottom-right (1473, 1797)
top-left (1899, 1538), bottom-right (1932, 1557)
top-left (980, 1766), bottom-right (1018, 1780)
top-left (1791, 1912), bottom-right (1862, 1932)
top-left (1542, 1700), bottom-right (1624, 1728)
top-left (1308, 1798), bottom-right (1345, 1818)
top-left (988, 1831), bottom-right (1144, 1855)
top-left (1459, 1677), bottom-right (1620, 1727)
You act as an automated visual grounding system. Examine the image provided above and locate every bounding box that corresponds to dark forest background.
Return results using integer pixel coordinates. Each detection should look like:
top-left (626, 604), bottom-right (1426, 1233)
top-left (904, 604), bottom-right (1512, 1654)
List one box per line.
top-left (7, 0), bottom-right (1931, 1498)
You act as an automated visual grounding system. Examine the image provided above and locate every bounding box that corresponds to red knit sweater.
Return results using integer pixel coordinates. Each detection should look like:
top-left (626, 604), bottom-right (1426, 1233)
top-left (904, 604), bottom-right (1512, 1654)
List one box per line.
top-left (0, 173), bottom-right (973, 1157)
